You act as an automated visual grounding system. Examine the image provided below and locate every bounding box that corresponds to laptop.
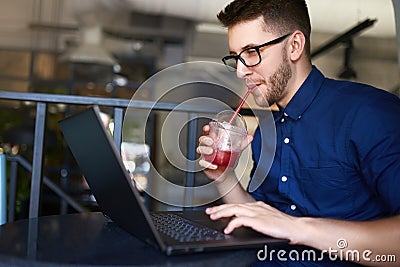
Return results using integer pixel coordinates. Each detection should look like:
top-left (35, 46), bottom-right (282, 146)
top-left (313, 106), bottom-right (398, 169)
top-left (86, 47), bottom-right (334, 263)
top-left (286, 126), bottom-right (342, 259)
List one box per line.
top-left (58, 106), bottom-right (287, 255)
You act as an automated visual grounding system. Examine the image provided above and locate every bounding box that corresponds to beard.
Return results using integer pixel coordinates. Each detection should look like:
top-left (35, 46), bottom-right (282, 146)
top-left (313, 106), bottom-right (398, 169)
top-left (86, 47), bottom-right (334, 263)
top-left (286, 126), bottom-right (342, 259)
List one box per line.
top-left (256, 49), bottom-right (292, 107)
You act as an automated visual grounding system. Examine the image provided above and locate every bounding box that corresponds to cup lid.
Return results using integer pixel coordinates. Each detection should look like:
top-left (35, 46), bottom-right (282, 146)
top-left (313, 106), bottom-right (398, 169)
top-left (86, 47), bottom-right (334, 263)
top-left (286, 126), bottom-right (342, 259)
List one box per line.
top-left (213, 110), bottom-right (247, 134)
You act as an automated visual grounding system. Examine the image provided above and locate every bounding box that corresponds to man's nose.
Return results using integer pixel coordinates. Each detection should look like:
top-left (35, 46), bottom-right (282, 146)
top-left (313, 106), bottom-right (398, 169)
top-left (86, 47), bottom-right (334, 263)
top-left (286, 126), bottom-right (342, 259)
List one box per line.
top-left (236, 60), bottom-right (251, 79)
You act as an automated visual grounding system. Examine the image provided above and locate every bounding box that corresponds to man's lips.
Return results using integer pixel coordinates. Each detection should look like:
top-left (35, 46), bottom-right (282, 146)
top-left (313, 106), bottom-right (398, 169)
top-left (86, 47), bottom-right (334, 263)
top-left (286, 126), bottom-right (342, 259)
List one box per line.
top-left (244, 77), bottom-right (262, 92)
top-left (245, 82), bottom-right (260, 92)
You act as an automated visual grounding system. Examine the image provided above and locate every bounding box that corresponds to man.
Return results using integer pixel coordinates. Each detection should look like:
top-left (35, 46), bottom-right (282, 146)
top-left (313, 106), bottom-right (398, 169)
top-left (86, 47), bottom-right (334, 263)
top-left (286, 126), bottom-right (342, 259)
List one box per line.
top-left (197, 0), bottom-right (400, 266)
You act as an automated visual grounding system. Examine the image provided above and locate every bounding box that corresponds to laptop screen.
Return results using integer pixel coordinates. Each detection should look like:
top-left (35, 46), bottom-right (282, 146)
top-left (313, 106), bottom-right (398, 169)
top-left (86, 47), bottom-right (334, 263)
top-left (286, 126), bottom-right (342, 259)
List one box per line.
top-left (59, 106), bottom-right (163, 249)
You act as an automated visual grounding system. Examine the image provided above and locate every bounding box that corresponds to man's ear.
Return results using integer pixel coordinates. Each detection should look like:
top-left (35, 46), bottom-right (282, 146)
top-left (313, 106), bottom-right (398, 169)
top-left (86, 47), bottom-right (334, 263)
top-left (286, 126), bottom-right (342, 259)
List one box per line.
top-left (288, 31), bottom-right (306, 61)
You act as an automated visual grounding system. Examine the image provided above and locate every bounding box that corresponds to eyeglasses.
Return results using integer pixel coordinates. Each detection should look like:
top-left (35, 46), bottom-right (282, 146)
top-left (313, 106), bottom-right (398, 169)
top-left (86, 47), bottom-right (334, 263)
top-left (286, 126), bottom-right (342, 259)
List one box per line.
top-left (222, 33), bottom-right (291, 71)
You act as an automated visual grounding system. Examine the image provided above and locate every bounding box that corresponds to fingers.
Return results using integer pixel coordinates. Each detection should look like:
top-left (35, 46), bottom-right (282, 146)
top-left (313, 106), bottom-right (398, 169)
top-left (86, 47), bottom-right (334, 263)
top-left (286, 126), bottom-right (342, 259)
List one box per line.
top-left (199, 159), bottom-right (217, 170)
top-left (197, 135), bottom-right (213, 154)
top-left (206, 202), bottom-right (270, 220)
top-left (205, 202), bottom-right (272, 234)
top-left (206, 203), bottom-right (254, 219)
top-left (197, 136), bottom-right (213, 154)
top-left (198, 135), bottom-right (213, 147)
top-left (197, 132), bottom-right (252, 156)
top-left (197, 135), bottom-right (215, 170)
top-left (224, 216), bottom-right (256, 234)
top-left (205, 203), bottom-right (261, 234)
top-left (205, 204), bottom-right (230, 215)
top-left (197, 127), bottom-right (218, 170)
top-left (196, 145), bottom-right (213, 155)
top-left (203, 124), bottom-right (210, 135)
top-left (206, 202), bottom-right (295, 240)
top-left (197, 135), bottom-right (214, 158)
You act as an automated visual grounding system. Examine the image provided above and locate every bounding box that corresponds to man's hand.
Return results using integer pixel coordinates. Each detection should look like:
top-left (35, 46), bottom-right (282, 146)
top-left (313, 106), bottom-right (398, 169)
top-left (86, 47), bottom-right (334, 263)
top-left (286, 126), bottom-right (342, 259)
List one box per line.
top-left (206, 202), bottom-right (400, 266)
top-left (196, 124), bottom-right (256, 203)
top-left (205, 201), bottom-right (299, 243)
top-left (196, 124), bottom-right (253, 183)
top-left (197, 124), bottom-right (233, 182)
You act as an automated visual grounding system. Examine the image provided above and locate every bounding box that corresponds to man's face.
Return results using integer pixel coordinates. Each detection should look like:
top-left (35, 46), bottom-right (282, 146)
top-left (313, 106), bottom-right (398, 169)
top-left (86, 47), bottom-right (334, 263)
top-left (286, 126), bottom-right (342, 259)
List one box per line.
top-left (227, 17), bottom-right (292, 107)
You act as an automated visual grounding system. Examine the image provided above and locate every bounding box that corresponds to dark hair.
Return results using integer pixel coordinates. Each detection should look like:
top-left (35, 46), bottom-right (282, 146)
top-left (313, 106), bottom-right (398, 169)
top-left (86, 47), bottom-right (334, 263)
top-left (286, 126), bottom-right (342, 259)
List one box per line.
top-left (217, 0), bottom-right (311, 58)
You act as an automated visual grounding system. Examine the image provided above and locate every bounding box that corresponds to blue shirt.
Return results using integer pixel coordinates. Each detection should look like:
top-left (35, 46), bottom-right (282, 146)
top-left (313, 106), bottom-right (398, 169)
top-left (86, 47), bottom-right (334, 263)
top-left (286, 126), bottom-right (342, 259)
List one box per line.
top-left (249, 67), bottom-right (400, 266)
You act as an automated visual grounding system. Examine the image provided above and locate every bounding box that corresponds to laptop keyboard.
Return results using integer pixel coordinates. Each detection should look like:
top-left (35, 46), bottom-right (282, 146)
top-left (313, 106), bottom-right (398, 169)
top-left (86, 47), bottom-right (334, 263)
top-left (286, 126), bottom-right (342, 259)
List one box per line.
top-left (151, 213), bottom-right (229, 243)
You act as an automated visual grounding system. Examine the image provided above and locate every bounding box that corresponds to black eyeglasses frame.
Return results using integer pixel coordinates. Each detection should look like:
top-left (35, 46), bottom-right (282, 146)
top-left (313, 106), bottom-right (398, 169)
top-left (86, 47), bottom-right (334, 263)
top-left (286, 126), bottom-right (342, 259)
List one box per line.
top-left (222, 33), bottom-right (292, 70)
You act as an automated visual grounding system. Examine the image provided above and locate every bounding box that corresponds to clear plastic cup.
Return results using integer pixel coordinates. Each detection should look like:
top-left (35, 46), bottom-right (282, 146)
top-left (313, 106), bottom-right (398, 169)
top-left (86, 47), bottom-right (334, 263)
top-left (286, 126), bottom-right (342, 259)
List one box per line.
top-left (204, 111), bottom-right (247, 168)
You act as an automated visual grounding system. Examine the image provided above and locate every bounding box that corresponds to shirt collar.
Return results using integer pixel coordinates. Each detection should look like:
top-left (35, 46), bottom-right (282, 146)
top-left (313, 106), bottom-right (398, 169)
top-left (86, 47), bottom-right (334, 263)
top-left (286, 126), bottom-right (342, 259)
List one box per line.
top-left (276, 66), bottom-right (325, 121)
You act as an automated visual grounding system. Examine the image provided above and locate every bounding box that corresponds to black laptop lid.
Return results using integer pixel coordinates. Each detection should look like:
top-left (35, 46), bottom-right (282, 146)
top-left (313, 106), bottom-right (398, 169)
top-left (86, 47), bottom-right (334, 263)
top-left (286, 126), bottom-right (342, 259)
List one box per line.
top-left (59, 106), bottom-right (164, 250)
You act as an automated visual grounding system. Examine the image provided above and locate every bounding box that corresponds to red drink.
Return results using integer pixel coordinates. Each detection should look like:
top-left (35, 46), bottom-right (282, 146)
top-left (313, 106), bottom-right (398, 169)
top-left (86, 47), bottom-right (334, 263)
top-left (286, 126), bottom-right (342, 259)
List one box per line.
top-left (205, 150), bottom-right (240, 167)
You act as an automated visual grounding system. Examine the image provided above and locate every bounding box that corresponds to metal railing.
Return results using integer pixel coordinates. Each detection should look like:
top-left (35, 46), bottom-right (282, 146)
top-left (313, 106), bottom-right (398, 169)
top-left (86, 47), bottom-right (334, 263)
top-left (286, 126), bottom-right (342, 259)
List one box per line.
top-left (0, 90), bottom-right (229, 220)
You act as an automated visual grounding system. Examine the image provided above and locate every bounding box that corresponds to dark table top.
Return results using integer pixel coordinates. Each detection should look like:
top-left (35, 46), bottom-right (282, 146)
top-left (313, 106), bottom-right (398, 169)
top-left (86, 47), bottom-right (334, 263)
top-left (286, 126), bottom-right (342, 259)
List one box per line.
top-left (0, 212), bottom-right (259, 267)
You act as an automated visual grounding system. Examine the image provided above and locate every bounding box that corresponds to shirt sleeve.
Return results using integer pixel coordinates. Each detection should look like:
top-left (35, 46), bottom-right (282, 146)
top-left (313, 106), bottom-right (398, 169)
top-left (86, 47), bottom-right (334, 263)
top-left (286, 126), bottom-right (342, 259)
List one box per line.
top-left (348, 90), bottom-right (400, 215)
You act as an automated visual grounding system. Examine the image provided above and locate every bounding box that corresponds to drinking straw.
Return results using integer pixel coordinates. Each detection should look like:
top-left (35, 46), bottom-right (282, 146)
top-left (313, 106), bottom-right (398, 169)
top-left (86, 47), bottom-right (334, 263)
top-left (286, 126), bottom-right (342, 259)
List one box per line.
top-left (229, 89), bottom-right (252, 124)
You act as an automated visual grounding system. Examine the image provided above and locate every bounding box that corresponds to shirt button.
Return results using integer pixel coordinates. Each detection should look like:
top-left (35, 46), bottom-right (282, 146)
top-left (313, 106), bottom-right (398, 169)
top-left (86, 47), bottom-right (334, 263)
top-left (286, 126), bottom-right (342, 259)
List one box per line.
top-left (284, 138), bottom-right (290, 144)
top-left (290, 204), bottom-right (297, 210)
top-left (281, 176), bottom-right (288, 182)
top-left (284, 112), bottom-right (288, 117)
top-left (281, 118), bottom-right (285, 123)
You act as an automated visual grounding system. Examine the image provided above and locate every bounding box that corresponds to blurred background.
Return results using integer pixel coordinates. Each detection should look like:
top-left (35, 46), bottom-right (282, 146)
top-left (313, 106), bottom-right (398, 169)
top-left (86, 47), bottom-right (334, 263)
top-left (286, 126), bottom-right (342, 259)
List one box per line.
top-left (0, 0), bottom-right (399, 218)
